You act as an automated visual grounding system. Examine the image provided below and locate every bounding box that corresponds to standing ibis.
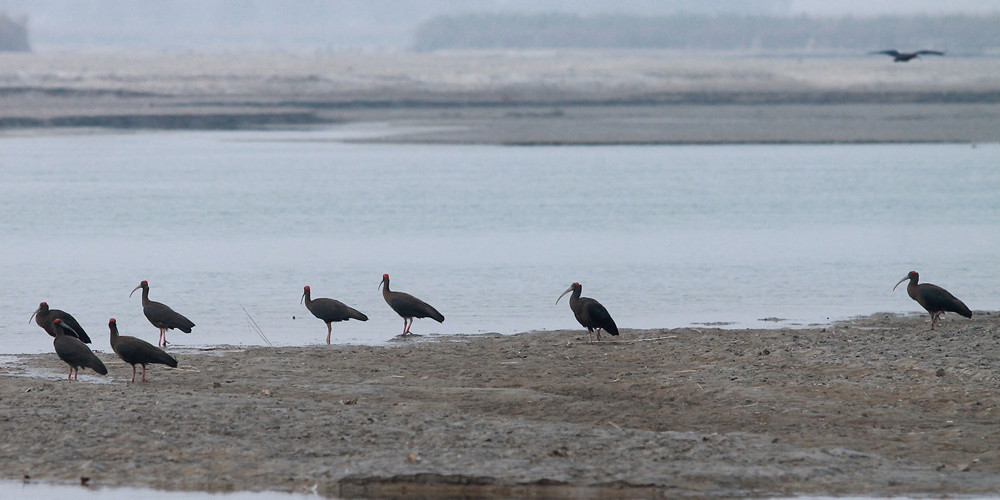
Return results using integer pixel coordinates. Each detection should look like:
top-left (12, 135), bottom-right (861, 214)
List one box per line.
top-left (871, 50), bottom-right (945, 62)
top-left (301, 285), bottom-right (368, 344)
top-left (893, 270), bottom-right (972, 330)
top-left (108, 318), bottom-right (177, 383)
top-left (557, 282), bottom-right (619, 342)
top-left (130, 280), bottom-right (195, 347)
top-left (30, 302), bottom-right (92, 344)
top-left (380, 274), bottom-right (444, 336)
top-left (49, 318), bottom-right (107, 380)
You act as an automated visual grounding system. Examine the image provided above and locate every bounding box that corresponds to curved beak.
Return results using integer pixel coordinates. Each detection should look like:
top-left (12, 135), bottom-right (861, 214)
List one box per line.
top-left (29, 307), bottom-right (40, 324)
top-left (892, 276), bottom-right (909, 291)
top-left (129, 284), bottom-right (141, 298)
top-left (300, 290), bottom-right (307, 305)
top-left (556, 285), bottom-right (574, 305)
top-left (378, 279), bottom-right (384, 291)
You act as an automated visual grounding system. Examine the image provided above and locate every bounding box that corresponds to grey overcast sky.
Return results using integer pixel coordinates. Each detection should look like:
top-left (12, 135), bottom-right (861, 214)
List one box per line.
top-left (788, 0), bottom-right (1000, 15)
top-left (2, 0), bottom-right (999, 51)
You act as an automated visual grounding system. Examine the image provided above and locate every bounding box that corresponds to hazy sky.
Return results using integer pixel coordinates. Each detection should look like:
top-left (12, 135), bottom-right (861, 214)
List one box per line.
top-left (788, 0), bottom-right (1000, 16)
top-left (3, 0), bottom-right (1000, 51)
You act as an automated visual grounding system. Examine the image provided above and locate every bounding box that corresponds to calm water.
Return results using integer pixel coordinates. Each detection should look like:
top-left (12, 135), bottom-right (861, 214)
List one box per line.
top-left (1, 127), bottom-right (998, 354)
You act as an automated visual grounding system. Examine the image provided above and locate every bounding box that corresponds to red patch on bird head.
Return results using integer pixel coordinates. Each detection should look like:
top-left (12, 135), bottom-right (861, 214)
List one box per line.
top-left (304, 285), bottom-right (310, 291)
top-left (109, 318), bottom-right (116, 323)
top-left (383, 274), bottom-right (390, 279)
top-left (40, 301), bottom-right (47, 306)
top-left (141, 280), bottom-right (148, 286)
top-left (573, 282), bottom-right (580, 286)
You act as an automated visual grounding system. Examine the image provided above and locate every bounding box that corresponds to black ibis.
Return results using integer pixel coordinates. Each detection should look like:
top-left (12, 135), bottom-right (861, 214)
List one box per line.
top-left (871, 50), bottom-right (945, 62)
top-left (30, 301), bottom-right (92, 344)
top-left (49, 318), bottom-right (107, 380)
top-left (301, 285), bottom-right (369, 344)
top-left (556, 282), bottom-right (619, 342)
top-left (379, 274), bottom-right (444, 336)
top-left (130, 280), bottom-right (195, 347)
top-left (893, 270), bottom-right (972, 330)
top-left (108, 318), bottom-right (177, 383)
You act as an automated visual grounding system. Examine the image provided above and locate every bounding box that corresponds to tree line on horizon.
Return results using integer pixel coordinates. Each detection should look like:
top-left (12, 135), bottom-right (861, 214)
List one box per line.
top-left (0, 13), bottom-right (29, 52)
top-left (412, 13), bottom-right (1000, 54)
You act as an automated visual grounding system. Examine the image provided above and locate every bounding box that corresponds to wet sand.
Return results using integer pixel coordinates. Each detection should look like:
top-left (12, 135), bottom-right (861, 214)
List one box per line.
top-left (2, 50), bottom-right (1000, 143)
top-left (2, 312), bottom-right (999, 498)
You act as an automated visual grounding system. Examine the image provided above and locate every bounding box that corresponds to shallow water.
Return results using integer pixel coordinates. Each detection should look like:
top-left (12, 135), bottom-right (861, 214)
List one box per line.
top-left (1, 480), bottom-right (312, 499)
top-left (1, 127), bottom-right (998, 355)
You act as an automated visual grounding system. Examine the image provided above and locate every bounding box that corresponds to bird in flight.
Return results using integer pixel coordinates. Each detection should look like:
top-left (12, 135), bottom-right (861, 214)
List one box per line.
top-left (871, 50), bottom-right (945, 62)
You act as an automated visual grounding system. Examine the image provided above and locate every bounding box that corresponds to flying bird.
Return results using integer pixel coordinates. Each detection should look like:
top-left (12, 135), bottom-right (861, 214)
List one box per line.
top-left (871, 50), bottom-right (945, 62)
top-left (893, 270), bottom-right (972, 330)
top-left (556, 282), bottom-right (619, 343)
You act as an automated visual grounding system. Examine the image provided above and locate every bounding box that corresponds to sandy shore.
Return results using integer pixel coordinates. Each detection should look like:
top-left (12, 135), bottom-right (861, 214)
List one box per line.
top-left (2, 50), bottom-right (1000, 143)
top-left (2, 312), bottom-right (999, 498)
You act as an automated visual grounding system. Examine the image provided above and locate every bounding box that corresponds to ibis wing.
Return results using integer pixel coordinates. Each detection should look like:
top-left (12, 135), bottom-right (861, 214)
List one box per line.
top-left (144, 302), bottom-right (195, 332)
top-left (872, 50), bottom-right (901, 57)
top-left (115, 336), bottom-right (178, 367)
top-left (53, 311), bottom-right (91, 344)
top-left (917, 284), bottom-right (972, 318)
top-left (916, 50), bottom-right (944, 56)
top-left (389, 293), bottom-right (444, 322)
top-left (311, 298), bottom-right (368, 322)
top-left (54, 336), bottom-right (107, 374)
top-left (582, 298), bottom-right (619, 336)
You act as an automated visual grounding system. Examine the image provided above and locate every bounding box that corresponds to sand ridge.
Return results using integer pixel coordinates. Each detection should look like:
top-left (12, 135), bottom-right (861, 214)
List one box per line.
top-left (2, 51), bottom-right (1000, 143)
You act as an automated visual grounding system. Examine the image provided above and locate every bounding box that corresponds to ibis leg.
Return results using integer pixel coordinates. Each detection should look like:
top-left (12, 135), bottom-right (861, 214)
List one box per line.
top-left (326, 323), bottom-right (333, 345)
top-left (141, 364), bottom-right (147, 383)
top-left (131, 364), bottom-right (137, 383)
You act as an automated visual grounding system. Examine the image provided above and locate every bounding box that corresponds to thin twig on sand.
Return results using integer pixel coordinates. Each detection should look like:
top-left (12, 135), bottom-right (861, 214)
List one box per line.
top-left (240, 304), bottom-right (272, 347)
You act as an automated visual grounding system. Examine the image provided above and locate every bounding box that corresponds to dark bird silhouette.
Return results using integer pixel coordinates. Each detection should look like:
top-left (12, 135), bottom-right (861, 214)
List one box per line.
top-left (380, 274), bottom-right (444, 336)
top-left (871, 50), bottom-right (945, 62)
top-left (556, 282), bottom-right (619, 343)
top-left (301, 285), bottom-right (368, 344)
top-left (130, 280), bottom-right (195, 347)
top-left (108, 318), bottom-right (177, 383)
top-left (893, 270), bottom-right (972, 330)
top-left (49, 318), bottom-right (107, 380)
top-left (30, 301), bottom-right (92, 344)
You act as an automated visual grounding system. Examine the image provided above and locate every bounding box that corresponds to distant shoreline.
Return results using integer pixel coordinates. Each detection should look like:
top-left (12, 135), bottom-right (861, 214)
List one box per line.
top-left (2, 51), bottom-right (1000, 144)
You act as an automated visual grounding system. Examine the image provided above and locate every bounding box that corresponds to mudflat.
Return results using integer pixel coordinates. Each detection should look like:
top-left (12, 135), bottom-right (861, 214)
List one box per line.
top-left (2, 311), bottom-right (998, 498)
top-left (2, 50), bottom-right (1000, 143)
